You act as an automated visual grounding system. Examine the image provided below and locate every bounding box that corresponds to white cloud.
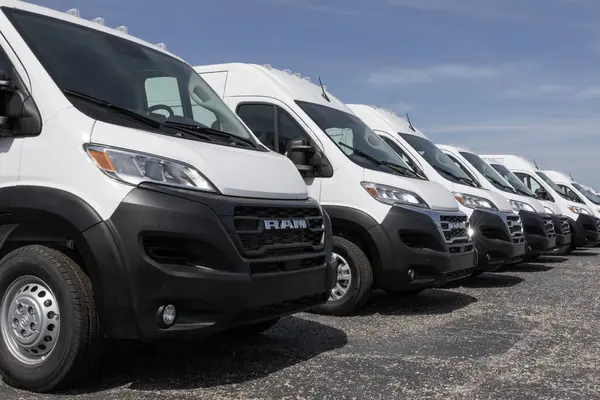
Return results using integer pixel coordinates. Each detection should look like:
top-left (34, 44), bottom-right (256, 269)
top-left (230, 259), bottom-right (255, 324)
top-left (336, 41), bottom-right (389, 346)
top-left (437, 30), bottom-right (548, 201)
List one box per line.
top-left (506, 84), bottom-right (575, 98)
top-left (368, 63), bottom-right (502, 86)
top-left (576, 86), bottom-right (600, 99)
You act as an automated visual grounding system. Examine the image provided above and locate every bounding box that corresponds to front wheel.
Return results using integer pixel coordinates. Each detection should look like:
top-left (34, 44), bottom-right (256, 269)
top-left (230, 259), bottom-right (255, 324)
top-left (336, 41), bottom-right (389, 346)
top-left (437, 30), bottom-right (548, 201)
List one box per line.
top-left (0, 245), bottom-right (101, 393)
top-left (311, 236), bottom-right (373, 316)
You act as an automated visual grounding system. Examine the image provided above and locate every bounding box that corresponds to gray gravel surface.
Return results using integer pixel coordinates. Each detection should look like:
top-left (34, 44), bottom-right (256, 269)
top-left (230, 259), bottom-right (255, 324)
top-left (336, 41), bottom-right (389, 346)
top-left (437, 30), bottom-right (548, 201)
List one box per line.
top-left (2, 249), bottom-right (600, 400)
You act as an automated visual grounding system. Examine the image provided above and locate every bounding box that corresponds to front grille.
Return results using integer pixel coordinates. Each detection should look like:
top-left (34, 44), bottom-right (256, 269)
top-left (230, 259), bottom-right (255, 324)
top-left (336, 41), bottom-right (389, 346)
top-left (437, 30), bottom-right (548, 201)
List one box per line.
top-left (445, 267), bottom-right (475, 280)
top-left (506, 215), bottom-right (524, 238)
top-left (560, 216), bottom-right (571, 236)
top-left (543, 215), bottom-right (556, 239)
top-left (439, 215), bottom-right (471, 253)
top-left (233, 206), bottom-right (325, 259)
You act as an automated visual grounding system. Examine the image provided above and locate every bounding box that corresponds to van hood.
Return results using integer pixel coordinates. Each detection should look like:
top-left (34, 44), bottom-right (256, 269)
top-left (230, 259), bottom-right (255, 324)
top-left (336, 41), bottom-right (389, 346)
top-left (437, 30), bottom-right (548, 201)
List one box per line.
top-left (449, 182), bottom-right (513, 213)
top-left (91, 121), bottom-right (308, 200)
top-left (541, 200), bottom-right (562, 216)
top-left (363, 168), bottom-right (459, 211)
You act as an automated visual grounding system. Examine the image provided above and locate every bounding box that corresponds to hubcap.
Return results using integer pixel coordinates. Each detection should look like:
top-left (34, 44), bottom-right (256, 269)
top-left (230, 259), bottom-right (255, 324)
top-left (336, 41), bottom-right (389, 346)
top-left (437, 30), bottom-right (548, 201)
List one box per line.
top-left (1, 276), bottom-right (60, 365)
top-left (329, 253), bottom-right (352, 301)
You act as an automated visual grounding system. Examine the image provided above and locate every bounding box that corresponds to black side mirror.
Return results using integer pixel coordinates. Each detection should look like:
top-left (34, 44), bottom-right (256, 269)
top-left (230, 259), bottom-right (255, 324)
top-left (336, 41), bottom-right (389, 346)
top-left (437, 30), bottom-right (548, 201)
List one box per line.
top-left (0, 70), bottom-right (41, 137)
top-left (285, 139), bottom-right (333, 178)
top-left (535, 187), bottom-right (549, 200)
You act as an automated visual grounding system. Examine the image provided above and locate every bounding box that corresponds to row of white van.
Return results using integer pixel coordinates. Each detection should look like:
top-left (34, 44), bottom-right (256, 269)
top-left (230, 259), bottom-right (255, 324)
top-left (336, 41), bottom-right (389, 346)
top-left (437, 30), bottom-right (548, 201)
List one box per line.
top-left (0, 1), bottom-right (597, 393)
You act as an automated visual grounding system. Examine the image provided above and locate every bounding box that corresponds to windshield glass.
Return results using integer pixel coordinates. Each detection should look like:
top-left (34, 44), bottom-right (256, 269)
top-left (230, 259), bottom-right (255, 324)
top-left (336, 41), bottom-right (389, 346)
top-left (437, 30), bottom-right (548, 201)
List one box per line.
top-left (573, 183), bottom-right (600, 205)
top-left (399, 133), bottom-right (476, 186)
top-left (5, 8), bottom-right (255, 146)
top-left (460, 152), bottom-right (516, 193)
top-left (536, 172), bottom-right (572, 200)
top-left (296, 101), bottom-right (419, 178)
top-left (489, 164), bottom-right (536, 197)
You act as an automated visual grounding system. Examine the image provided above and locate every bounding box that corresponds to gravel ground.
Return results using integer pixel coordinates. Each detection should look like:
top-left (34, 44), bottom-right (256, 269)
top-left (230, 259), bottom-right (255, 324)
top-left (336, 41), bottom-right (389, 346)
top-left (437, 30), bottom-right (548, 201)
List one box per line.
top-left (3, 249), bottom-right (600, 400)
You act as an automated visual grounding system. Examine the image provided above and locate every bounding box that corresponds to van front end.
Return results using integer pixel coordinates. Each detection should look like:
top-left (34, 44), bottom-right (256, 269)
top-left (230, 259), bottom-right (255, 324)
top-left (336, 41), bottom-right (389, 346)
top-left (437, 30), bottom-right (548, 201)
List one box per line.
top-left (568, 213), bottom-right (600, 248)
top-left (369, 205), bottom-right (477, 294)
top-left (518, 211), bottom-right (556, 258)
top-left (469, 210), bottom-right (527, 273)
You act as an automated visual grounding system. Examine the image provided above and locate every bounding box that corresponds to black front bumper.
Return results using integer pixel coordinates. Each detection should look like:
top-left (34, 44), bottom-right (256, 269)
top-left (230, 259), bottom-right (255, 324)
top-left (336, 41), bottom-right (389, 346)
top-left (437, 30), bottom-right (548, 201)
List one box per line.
top-left (80, 185), bottom-right (335, 340)
top-left (367, 206), bottom-right (477, 293)
top-left (570, 214), bottom-right (600, 247)
top-left (548, 215), bottom-right (572, 253)
top-left (470, 210), bottom-right (527, 271)
top-left (519, 210), bottom-right (555, 257)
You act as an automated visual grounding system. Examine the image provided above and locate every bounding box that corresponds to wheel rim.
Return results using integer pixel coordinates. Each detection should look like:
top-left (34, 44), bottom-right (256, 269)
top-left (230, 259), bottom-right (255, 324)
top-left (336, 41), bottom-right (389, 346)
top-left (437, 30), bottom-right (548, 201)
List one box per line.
top-left (329, 252), bottom-right (352, 301)
top-left (0, 275), bottom-right (60, 365)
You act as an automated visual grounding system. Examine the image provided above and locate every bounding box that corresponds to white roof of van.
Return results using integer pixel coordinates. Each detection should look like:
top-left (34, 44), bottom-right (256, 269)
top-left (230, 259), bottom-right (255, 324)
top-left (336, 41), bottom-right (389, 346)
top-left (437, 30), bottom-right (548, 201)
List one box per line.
top-left (4, 0), bottom-right (181, 61)
top-left (479, 154), bottom-right (538, 171)
top-left (347, 104), bottom-right (428, 138)
top-left (194, 63), bottom-right (352, 113)
top-left (543, 170), bottom-right (573, 184)
top-left (437, 144), bottom-right (472, 153)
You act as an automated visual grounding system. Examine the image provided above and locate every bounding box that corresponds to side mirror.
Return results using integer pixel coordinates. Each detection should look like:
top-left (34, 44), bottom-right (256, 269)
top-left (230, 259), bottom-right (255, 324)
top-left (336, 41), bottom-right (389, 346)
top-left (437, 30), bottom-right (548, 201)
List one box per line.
top-left (285, 139), bottom-right (333, 178)
top-left (535, 187), bottom-right (548, 200)
top-left (0, 70), bottom-right (41, 137)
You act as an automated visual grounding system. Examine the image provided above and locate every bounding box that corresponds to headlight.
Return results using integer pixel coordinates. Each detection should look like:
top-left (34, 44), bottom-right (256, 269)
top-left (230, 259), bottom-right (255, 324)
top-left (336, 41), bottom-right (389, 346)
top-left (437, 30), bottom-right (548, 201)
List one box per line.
top-left (544, 206), bottom-right (555, 215)
top-left (453, 192), bottom-right (498, 210)
top-left (361, 182), bottom-right (429, 209)
top-left (568, 205), bottom-right (590, 215)
top-left (85, 145), bottom-right (218, 193)
top-left (510, 200), bottom-right (535, 213)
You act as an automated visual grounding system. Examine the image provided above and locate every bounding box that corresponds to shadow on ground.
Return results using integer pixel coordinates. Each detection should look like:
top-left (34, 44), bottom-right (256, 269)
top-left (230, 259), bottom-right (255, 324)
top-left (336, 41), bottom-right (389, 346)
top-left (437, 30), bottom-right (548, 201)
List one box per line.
top-left (570, 251), bottom-right (598, 257)
top-left (64, 316), bottom-right (347, 393)
top-left (500, 263), bottom-right (554, 273)
top-left (358, 289), bottom-right (477, 317)
top-left (453, 273), bottom-right (525, 288)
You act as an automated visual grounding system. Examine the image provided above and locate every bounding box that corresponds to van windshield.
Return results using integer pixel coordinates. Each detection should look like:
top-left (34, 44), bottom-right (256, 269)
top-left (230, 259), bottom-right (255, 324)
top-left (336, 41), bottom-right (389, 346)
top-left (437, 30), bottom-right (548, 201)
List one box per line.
top-left (4, 8), bottom-right (256, 147)
top-left (489, 164), bottom-right (536, 197)
top-left (296, 101), bottom-right (422, 179)
top-left (399, 133), bottom-right (478, 187)
top-left (573, 183), bottom-right (600, 205)
top-left (459, 151), bottom-right (517, 194)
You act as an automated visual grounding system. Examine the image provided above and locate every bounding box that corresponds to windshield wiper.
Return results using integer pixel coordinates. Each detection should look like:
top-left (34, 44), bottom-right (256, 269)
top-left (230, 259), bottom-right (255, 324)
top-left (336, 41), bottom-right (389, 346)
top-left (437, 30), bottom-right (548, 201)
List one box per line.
top-left (63, 89), bottom-right (161, 129)
top-left (338, 142), bottom-right (417, 177)
top-left (163, 120), bottom-right (256, 148)
top-left (487, 176), bottom-right (516, 193)
top-left (433, 165), bottom-right (476, 187)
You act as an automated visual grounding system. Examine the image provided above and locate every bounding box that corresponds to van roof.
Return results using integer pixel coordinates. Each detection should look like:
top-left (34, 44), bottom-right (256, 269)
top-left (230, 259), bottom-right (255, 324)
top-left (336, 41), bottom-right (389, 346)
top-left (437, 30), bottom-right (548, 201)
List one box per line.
top-left (437, 144), bottom-right (472, 153)
top-left (346, 104), bottom-right (428, 139)
top-left (479, 154), bottom-right (538, 171)
top-left (2, 0), bottom-right (181, 61)
top-left (543, 170), bottom-right (572, 184)
top-left (194, 63), bottom-right (352, 113)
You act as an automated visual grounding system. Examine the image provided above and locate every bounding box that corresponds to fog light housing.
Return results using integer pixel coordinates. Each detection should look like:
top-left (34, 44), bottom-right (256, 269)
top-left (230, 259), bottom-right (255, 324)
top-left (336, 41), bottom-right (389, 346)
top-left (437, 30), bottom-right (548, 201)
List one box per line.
top-left (467, 228), bottom-right (475, 237)
top-left (157, 304), bottom-right (177, 328)
top-left (408, 268), bottom-right (415, 282)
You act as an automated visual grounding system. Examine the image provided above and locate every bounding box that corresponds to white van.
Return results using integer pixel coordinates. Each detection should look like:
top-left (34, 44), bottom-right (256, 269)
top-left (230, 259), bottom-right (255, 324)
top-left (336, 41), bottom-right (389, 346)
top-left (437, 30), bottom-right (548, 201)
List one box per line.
top-left (348, 105), bottom-right (527, 273)
top-left (0, 2), bottom-right (337, 392)
top-left (480, 155), bottom-right (600, 251)
top-left (543, 170), bottom-right (600, 220)
top-left (483, 162), bottom-right (572, 255)
top-left (437, 145), bottom-right (558, 258)
top-left (195, 63), bottom-right (478, 315)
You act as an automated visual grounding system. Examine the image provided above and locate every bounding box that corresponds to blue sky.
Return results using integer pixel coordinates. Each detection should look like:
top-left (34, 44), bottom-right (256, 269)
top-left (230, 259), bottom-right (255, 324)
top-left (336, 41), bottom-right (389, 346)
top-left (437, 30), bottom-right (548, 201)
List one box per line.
top-left (29, 0), bottom-right (600, 187)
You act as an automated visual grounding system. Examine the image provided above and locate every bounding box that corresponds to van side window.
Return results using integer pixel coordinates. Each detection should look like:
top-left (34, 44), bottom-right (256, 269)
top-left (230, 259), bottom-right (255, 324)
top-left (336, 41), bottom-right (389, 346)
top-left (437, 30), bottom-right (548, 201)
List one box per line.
top-left (559, 184), bottom-right (584, 203)
top-left (237, 103), bottom-right (311, 154)
top-left (515, 172), bottom-right (542, 192)
top-left (0, 48), bottom-right (14, 80)
top-left (379, 135), bottom-right (421, 173)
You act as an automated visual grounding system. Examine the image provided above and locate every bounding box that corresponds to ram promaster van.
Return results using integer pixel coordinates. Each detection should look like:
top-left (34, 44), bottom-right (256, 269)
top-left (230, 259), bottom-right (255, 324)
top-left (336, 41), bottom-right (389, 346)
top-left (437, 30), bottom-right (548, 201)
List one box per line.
top-left (543, 170), bottom-right (600, 220)
top-left (484, 162), bottom-right (571, 255)
top-left (0, 2), bottom-right (337, 392)
top-left (437, 145), bottom-right (557, 258)
top-left (195, 63), bottom-right (477, 315)
top-left (481, 155), bottom-right (600, 252)
top-left (348, 105), bottom-right (527, 274)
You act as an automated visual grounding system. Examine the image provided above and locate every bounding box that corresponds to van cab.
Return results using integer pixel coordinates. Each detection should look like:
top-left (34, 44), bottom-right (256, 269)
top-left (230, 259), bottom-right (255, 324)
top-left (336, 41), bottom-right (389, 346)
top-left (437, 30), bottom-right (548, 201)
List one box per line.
top-left (437, 145), bottom-right (557, 258)
top-left (0, 2), bottom-right (336, 392)
top-left (480, 155), bottom-right (600, 252)
top-left (543, 170), bottom-right (600, 220)
top-left (348, 105), bottom-right (527, 274)
top-left (485, 162), bottom-right (571, 255)
top-left (195, 63), bottom-right (477, 315)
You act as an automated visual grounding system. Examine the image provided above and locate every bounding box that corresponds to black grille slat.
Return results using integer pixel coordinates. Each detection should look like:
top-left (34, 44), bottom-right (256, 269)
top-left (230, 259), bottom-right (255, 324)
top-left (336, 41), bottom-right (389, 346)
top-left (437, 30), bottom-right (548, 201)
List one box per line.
top-left (440, 215), bottom-right (471, 254)
top-left (560, 217), bottom-right (571, 236)
top-left (543, 216), bottom-right (556, 239)
top-left (506, 215), bottom-right (524, 238)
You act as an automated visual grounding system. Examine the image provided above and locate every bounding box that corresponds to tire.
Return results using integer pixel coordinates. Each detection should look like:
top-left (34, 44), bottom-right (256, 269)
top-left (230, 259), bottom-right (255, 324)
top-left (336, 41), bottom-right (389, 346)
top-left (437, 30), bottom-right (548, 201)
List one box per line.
top-left (0, 245), bottom-right (101, 393)
top-left (311, 236), bottom-right (373, 316)
top-left (226, 318), bottom-right (280, 337)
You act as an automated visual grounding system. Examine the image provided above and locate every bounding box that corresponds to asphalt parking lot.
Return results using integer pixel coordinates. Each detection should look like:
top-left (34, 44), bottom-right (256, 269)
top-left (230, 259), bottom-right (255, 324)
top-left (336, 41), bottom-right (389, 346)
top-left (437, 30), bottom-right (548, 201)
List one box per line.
top-left (3, 249), bottom-right (600, 400)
